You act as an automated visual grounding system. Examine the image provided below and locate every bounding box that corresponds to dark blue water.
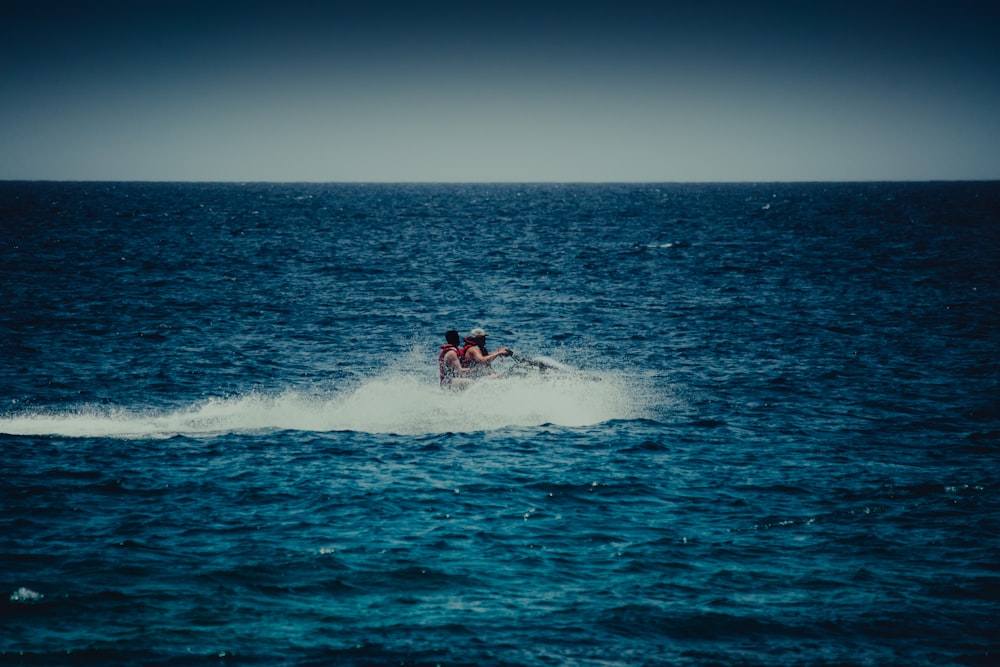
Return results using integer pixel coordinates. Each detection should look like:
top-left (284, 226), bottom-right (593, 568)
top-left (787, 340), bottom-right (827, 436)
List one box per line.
top-left (2, 182), bottom-right (999, 666)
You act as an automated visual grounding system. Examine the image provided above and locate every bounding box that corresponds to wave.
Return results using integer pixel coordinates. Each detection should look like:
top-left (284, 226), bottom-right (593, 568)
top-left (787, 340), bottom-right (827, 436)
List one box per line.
top-left (0, 368), bottom-right (653, 439)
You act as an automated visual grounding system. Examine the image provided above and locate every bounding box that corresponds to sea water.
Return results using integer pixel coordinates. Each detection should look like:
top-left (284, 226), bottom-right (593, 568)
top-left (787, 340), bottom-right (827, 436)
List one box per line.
top-left (1, 182), bottom-right (998, 666)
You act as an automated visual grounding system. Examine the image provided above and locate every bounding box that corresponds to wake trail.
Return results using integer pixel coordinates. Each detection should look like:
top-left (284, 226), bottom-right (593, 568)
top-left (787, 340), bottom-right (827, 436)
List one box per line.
top-left (0, 368), bottom-right (654, 439)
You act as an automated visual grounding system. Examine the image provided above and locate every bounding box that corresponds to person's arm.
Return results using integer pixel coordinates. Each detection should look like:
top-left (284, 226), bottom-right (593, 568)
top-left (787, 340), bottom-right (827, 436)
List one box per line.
top-left (446, 351), bottom-right (472, 374)
top-left (467, 346), bottom-right (509, 365)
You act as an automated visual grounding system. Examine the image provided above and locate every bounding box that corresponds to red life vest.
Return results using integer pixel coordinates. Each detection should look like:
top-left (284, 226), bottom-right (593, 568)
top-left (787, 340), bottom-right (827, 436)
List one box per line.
top-left (461, 341), bottom-right (492, 374)
top-left (439, 344), bottom-right (462, 383)
top-left (460, 342), bottom-right (479, 365)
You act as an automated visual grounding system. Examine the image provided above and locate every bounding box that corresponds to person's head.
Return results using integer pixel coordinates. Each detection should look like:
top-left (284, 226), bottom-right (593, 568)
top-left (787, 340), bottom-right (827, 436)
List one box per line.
top-left (445, 330), bottom-right (460, 346)
top-left (469, 327), bottom-right (488, 342)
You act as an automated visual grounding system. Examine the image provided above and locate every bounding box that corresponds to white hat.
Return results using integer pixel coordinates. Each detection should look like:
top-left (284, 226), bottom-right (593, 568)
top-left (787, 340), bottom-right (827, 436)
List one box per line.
top-left (469, 327), bottom-right (488, 337)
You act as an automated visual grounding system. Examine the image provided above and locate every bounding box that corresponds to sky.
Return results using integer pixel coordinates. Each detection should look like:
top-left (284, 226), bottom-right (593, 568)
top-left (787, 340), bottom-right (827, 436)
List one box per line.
top-left (2, 0), bottom-right (998, 182)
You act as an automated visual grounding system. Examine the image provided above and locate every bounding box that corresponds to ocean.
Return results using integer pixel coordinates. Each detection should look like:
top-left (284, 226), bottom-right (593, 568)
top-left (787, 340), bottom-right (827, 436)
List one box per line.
top-left (1, 181), bottom-right (998, 666)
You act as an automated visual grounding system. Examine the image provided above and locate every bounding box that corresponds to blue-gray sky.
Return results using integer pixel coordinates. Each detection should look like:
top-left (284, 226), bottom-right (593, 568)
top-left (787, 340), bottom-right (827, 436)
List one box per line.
top-left (2, 0), bottom-right (998, 182)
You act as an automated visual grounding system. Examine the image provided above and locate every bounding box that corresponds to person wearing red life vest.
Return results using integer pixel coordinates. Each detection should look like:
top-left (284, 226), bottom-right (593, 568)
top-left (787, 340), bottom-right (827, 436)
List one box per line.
top-left (461, 327), bottom-right (511, 378)
top-left (439, 330), bottom-right (475, 390)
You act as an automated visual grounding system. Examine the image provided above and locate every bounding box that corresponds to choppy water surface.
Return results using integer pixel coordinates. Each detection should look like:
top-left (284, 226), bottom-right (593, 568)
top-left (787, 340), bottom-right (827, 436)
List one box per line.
top-left (2, 182), bottom-right (999, 666)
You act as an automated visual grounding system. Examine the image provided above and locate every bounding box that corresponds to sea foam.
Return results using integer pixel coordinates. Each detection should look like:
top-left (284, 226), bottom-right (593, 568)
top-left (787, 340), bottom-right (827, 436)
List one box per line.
top-left (0, 366), bottom-right (651, 439)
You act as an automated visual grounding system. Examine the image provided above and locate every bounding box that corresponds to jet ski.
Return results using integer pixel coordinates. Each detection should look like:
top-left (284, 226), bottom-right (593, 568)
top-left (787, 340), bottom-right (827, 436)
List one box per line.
top-left (501, 353), bottom-right (600, 381)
